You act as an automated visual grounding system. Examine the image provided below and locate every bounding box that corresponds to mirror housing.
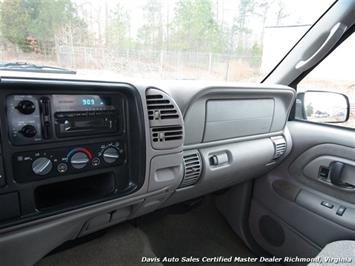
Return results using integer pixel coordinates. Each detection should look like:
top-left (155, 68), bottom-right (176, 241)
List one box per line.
top-left (297, 91), bottom-right (350, 123)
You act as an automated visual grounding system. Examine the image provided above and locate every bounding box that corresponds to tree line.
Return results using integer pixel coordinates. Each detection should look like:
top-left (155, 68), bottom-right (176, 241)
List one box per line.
top-left (0, 0), bottom-right (288, 57)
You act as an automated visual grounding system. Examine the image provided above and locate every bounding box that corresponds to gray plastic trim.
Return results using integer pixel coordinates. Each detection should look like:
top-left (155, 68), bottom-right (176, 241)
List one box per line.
top-left (249, 199), bottom-right (321, 259)
top-left (296, 189), bottom-right (355, 231)
top-left (164, 137), bottom-right (278, 207)
top-left (0, 186), bottom-right (170, 266)
top-left (181, 86), bottom-right (295, 145)
top-left (265, 0), bottom-right (355, 85)
top-left (204, 99), bottom-right (275, 141)
top-left (303, 155), bottom-right (355, 187)
top-left (289, 143), bottom-right (355, 194)
top-left (254, 173), bottom-right (355, 248)
top-left (146, 88), bottom-right (185, 150)
top-left (148, 152), bottom-right (184, 192)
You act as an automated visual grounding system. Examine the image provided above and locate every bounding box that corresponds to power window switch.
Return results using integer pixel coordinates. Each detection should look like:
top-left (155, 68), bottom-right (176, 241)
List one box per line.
top-left (336, 206), bottom-right (346, 216)
top-left (321, 201), bottom-right (334, 209)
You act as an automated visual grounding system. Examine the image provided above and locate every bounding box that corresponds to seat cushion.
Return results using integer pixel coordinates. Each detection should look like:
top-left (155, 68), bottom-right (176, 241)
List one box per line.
top-left (309, 240), bottom-right (355, 266)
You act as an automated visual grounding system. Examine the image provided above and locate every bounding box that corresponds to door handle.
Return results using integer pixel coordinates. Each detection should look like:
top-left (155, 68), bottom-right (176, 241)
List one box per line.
top-left (329, 161), bottom-right (354, 189)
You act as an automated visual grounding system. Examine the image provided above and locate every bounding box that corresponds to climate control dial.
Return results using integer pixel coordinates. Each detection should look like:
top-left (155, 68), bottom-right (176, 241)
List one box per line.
top-left (102, 147), bottom-right (120, 164)
top-left (70, 152), bottom-right (90, 169)
top-left (32, 157), bottom-right (53, 175)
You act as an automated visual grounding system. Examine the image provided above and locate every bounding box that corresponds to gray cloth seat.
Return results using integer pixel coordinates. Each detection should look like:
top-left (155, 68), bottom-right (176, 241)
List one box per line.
top-left (308, 240), bottom-right (355, 266)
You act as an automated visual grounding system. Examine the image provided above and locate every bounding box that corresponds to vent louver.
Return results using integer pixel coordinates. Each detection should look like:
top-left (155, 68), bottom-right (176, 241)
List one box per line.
top-left (271, 136), bottom-right (287, 160)
top-left (151, 126), bottom-right (183, 143)
top-left (146, 88), bottom-right (184, 150)
top-left (146, 95), bottom-right (179, 121)
top-left (180, 151), bottom-right (202, 188)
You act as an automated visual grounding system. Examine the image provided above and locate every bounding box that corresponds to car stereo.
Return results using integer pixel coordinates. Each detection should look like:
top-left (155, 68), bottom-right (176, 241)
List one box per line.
top-left (6, 94), bottom-right (124, 145)
top-left (52, 95), bottom-right (119, 138)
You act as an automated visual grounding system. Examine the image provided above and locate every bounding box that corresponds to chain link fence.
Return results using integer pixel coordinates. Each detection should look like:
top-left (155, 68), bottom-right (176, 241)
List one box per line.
top-left (0, 40), bottom-right (262, 81)
top-left (57, 46), bottom-right (262, 81)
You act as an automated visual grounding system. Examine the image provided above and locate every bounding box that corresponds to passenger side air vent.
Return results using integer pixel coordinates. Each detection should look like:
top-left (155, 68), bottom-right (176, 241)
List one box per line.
top-left (146, 88), bottom-right (184, 150)
top-left (180, 151), bottom-right (202, 188)
top-left (271, 136), bottom-right (287, 160)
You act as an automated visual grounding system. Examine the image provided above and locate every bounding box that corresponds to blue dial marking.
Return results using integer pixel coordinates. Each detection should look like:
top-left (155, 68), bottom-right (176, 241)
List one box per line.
top-left (66, 148), bottom-right (78, 159)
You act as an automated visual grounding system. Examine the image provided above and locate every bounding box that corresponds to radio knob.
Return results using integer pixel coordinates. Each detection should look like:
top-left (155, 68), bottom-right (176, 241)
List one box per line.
top-left (70, 152), bottom-right (89, 169)
top-left (103, 147), bottom-right (119, 164)
top-left (20, 125), bottom-right (37, 138)
top-left (32, 157), bottom-right (53, 175)
top-left (16, 100), bottom-right (36, 114)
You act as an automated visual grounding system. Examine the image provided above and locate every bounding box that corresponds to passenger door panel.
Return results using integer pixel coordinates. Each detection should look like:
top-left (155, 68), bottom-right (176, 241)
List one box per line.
top-left (249, 121), bottom-right (355, 258)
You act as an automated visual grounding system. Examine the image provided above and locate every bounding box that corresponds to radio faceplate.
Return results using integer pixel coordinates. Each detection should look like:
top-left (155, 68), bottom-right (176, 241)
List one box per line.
top-left (6, 94), bottom-right (124, 145)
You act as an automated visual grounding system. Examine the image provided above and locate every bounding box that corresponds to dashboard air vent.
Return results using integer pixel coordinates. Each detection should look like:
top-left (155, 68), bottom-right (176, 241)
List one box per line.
top-left (147, 94), bottom-right (179, 121)
top-left (146, 88), bottom-right (184, 150)
top-left (180, 151), bottom-right (202, 188)
top-left (151, 126), bottom-right (183, 142)
top-left (271, 136), bottom-right (287, 160)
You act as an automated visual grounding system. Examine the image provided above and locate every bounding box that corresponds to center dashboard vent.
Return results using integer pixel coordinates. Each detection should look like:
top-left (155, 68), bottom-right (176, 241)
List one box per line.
top-left (146, 88), bottom-right (184, 150)
top-left (151, 126), bottom-right (183, 143)
top-left (147, 94), bottom-right (179, 121)
top-left (271, 136), bottom-right (287, 160)
top-left (180, 151), bottom-right (202, 188)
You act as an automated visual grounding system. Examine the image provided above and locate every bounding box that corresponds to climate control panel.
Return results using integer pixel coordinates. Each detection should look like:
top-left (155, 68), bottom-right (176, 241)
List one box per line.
top-left (12, 141), bottom-right (125, 182)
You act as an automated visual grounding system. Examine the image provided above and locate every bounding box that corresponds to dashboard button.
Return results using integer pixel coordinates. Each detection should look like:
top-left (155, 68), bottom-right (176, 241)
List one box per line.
top-left (57, 162), bottom-right (68, 173)
top-left (92, 157), bottom-right (101, 167)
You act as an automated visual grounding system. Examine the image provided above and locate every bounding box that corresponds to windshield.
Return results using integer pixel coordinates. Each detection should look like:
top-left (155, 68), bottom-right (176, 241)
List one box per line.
top-left (0, 0), bottom-right (334, 81)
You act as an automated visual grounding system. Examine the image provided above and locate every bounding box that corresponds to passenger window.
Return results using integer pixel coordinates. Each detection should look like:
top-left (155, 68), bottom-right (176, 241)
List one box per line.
top-left (296, 33), bottom-right (355, 129)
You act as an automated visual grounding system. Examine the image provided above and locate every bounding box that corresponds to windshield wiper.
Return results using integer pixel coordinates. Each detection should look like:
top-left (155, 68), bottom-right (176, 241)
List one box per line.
top-left (0, 62), bottom-right (76, 74)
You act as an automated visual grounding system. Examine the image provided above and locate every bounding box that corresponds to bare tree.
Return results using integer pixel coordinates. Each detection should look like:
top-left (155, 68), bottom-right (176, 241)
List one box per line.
top-left (275, 0), bottom-right (289, 25)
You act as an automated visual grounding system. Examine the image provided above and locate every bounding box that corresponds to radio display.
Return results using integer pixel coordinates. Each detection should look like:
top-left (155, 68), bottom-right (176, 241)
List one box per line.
top-left (53, 95), bottom-right (112, 111)
top-left (82, 98), bottom-right (98, 106)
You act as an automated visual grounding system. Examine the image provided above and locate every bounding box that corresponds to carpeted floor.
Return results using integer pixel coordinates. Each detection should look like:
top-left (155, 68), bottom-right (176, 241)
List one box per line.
top-left (36, 222), bottom-right (162, 266)
top-left (37, 197), bottom-right (264, 266)
top-left (138, 198), bottom-right (262, 265)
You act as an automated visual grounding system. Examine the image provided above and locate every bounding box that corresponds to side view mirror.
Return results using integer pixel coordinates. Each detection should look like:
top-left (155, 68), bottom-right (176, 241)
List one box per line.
top-left (296, 91), bottom-right (350, 123)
